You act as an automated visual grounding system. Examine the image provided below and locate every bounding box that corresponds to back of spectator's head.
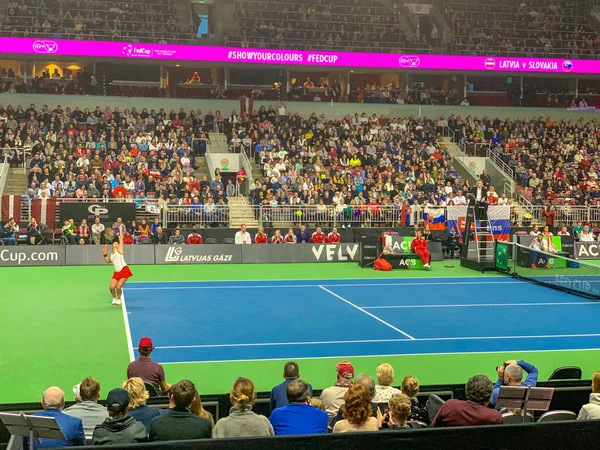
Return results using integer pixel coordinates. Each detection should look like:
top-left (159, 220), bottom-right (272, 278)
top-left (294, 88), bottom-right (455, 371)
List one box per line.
top-left (230, 377), bottom-right (256, 407)
top-left (286, 380), bottom-right (311, 404)
top-left (336, 360), bottom-right (354, 381)
top-left (401, 376), bottom-right (420, 398)
top-left (388, 393), bottom-right (412, 425)
top-left (376, 363), bottom-right (395, 386)
top-left (106, 388), bottom-right (130, 417)
top-left (341, 384), bottom-right (372, 425)
top-left (122, 377), bottom-right (149, 409)
top-left (138, 336), bottom-right (154, 356)
top-left (78, 376), bottom-right (101, 402)
top-left (465, 375), bottom-right (493, 405)
top-left (171, 379), bottom-right (196, 409)
top-left (42, 386), bottom-right (65, 410)
top-left (593, 372), bottom-right (600, 394)
top-left (284, 361), bottom-right (300, 379)
top-left (355, 374), bottom-right (376, 400)
top-left (504, 364), bottom-right (523, 385)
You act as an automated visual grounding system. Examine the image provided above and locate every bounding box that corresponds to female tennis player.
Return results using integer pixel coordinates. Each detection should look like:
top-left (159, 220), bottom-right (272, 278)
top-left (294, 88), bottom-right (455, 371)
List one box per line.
top-left (103, 224), bottom-right (133, 305)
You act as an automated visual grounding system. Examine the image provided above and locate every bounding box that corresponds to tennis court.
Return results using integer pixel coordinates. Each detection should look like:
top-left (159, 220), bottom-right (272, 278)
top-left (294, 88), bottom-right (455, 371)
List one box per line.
top-left (124, 276), bottom-right (600, 365)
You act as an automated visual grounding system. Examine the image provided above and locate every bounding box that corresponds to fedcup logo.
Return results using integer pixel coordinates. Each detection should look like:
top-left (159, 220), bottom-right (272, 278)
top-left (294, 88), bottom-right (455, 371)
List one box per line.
top-left (32, 40), bottom-right (58, 54)
top-left (122, 44), bottom-right (133, 56)
top-left (122, 44), bottom-right (152, 57)
top-left (484, 58), bottom-right (496, 70)
top-left (398, 55), bottom-right (420, 68)
top-left (562, 60), bottom-right (573, 72)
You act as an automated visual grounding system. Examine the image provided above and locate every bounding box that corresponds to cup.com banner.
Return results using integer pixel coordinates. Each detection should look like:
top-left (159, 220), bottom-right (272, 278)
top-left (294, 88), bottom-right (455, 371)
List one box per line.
top-left (447, 205), bottom-right (510, 241)
top-left (0, 247), bottom-right (66, 266)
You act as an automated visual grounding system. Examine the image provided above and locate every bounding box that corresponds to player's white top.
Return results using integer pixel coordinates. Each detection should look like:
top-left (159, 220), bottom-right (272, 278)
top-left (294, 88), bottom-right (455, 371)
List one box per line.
top-left (111, 250), bottom-right (127, 272)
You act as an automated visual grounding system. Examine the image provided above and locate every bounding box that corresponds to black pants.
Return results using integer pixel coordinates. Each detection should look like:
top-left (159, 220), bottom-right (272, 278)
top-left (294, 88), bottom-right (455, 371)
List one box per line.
top-left (475, 201), bottom-right (488, 221)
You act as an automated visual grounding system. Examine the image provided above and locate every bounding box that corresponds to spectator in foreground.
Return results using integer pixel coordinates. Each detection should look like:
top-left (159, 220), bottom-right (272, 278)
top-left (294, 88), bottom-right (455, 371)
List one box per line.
top-left (373, 363), bottom-right (400, 403)
top-left (270, 361), bottom-right (312, 412)
top-left (152, 226), bottom-right (167, 244)
top-left (121, 377), bottom-right (162, 432)
top-left (432, 375), bottom-right (503, 427)
top-left (168, 228), bottom-right (185, 244)
top-left (127, 337), bottom-right (170, 393)
top-left (92, 388), bottom-right (147, 445)
top-left (401, 376), bottom-right (429, 424)
top-left (213, 377), bottom-right (274, 438)
top-left (64, 377), bottom-right (108, 437)
top-left (578, 372), bottom-right (600, 420)
top-left (26, 387), bottom-right (85, 449)
top-left (330, 374), bottom-right (378, 430)
top-left (320, 360), bottom-right (355, 418)
top-left (191, 388), bottom-right (215, 429)
top-left (490, 360), bottom-right (538, 407)
top-left (269, 380), bottom-right (328, 436)
top-left (332, 385), bottom-right (379, 433)
top-left (150, 380), bottom-right (212, 441)
top-left (380, 393), bottom-right (413, 430)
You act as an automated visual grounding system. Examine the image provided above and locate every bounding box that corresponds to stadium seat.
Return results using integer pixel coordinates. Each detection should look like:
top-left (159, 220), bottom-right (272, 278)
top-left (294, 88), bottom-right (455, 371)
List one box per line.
top-left (204, 238), bottom-right (218, 244)
top-left (501, 412), bottom-right (534, 424)
top-left (223, 238), bottom-right (235, 244)
top-left (548, 366), bottom-right (583, 381)
top-left (144, 381), bottom-right (163, 398)
top-left (426, 394), bottom-right (445, 423)
top-left (537, 410), bottom-right (577, 422)
top-left (407, 421), bottom-right (428, 428)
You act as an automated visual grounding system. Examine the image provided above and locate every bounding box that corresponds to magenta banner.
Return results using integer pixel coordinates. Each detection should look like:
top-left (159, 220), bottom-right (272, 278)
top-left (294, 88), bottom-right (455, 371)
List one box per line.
top-left (1, 37), bottom-right (597, 74)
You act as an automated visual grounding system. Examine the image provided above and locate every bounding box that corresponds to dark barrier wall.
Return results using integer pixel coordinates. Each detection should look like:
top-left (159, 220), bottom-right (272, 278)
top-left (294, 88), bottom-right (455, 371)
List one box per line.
top-left (60, 202), bottom-right (136, 224)
top-left (154, 244), bottom-right (243, 264)
top-left (66, 245), bottom-right (156, 265)
top-left (0, 246), bottom-right (66, 266)
top-left (242, 243), bottom-right (360, 263)
top-left (63, 420), bottom-right (600, 450)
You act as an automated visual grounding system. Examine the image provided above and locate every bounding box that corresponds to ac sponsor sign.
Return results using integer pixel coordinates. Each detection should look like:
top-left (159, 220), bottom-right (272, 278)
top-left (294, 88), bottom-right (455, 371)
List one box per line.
top-left (575, 242), bottom-right (600, 259)
top-left (389, 236), bottom-right (444, 262)
top-left (155, 244), bottom-right (242, 264)
top-left (0, 247), bottom-right (66, 266)
top-left (60, 202), bottom-right (136, 224)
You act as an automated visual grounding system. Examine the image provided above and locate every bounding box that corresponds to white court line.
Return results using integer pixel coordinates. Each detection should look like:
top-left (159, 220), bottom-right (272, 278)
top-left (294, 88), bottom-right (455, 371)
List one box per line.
top-left (361, 301), bottom-right (596, 309)
top-left (124, 281), bottom-right (523, 291)
top-left (155, 332), bottom-right (600, 351)
top-left (160, 346), bottom-right (600, 365)
top-left (121, 295), bottom-right (135, 362)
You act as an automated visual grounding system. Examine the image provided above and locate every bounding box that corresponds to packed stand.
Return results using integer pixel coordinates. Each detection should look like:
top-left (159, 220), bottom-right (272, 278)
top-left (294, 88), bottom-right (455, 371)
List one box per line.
top-left (230, 0), bottom-right (431, 53)
top-left (451, 114), bottom-right (600, 207)
top-left (0, 67), bottom-right (99, 96)
top-left (1, 0), bottom-right (196, 44)
top-left (442, 0), bottom-right (600, 59)
top-left (25, 341), bottom-right (600, 447)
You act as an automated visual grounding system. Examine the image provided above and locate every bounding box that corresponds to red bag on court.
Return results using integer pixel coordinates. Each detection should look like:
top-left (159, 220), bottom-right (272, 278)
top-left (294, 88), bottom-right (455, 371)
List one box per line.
top-left (373, 258), bottom-right (392, 271)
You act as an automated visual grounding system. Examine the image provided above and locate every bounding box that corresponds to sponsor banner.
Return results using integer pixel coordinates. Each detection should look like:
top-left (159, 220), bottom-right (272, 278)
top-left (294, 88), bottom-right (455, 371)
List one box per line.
top-left (0, 37), bottom-right (594, 74)
top-left (242, 243), bottom-right (360, 264)
top-left (1, 195), bottom-right (21, 223)
top-left (0, 246), bottom-right (65, 266)
top-left (383, 254), bottom-right (424, 270)
top-left (448, 206), bottom-right (510, 241)
top-left (389, 236), bottom-right (443, 261)
top-left (575, 242), bottom-right (600, 260)
top-left (66, 245), bottom-right (155, 266)
top-left (359, 237), bottom-right (380, 268)
top-left (60, 202), bottom-right (136, 224)
top-left (206, 153), bottom-right (240, 172)
top-left (155, 244), bottom-right (242, 264)
top-left (561, 235), bottom-right (575, 258)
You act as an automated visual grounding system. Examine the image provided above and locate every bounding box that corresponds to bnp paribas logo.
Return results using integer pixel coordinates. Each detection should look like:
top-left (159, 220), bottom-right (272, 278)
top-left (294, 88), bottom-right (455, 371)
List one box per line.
top-left (122, 44), bottom-right (152, 57)
top-left (32, 40), bottom-right (58, 54)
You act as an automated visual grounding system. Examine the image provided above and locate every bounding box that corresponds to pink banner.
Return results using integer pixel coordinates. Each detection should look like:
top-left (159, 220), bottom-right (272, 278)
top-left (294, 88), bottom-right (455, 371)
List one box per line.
top-left (0, 37), bottom-right (595, 74)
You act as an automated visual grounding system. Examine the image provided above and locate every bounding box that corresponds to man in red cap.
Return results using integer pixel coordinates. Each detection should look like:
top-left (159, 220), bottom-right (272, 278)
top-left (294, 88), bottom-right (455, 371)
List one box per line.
top-left (319, 360), bottom-right (354, 418)
top-left (126, 337), bottom-right (170, 393)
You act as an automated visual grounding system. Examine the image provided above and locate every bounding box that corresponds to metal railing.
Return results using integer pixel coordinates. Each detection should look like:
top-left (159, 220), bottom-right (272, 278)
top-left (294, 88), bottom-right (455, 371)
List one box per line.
top-left (203, 139), bottom-right (217, 182)
top-left (0, 156), bottom-right (9, 197)
top-left (163, 205), bottom-right (230, 228)
top-left (238, 150), bottom-right (254, 197)
top-left (523, 206), bottom-right (600, 224)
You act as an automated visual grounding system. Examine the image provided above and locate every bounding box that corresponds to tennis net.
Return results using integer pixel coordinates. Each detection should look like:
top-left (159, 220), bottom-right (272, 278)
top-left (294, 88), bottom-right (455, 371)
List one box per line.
top-left (495, 241), bottom-right (600, 300)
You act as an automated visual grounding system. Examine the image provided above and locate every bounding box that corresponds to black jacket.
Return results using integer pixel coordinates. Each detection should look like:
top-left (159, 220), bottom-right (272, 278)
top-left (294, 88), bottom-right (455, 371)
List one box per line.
top-left (149, 408), bottom-right (212, 441)
top-left (92, 415), bottom-right (147, 445)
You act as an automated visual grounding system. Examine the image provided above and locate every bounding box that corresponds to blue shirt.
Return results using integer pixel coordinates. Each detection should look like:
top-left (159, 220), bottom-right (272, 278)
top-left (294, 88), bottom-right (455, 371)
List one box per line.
top-left (490, 360), bottom-right (539, 407)
top-left (270, 379), bottom-right (313, 411)
top-left (128, 404), bottom-right (162, 432)
top-left (269, 403), bottom-right (328, 436)
top-left (25, 409), bottom-right (85, 449)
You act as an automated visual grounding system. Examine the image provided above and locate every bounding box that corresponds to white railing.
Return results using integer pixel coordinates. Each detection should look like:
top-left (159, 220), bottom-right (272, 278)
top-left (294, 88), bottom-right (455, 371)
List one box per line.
top-left (163, 205), bottom-right (231, 228)
top-left (524, 206), bottom-right (600, 225)
top-left (203, 140), bottom-right (217, 181)
top-left (238, 150), bottom-right (254, 197)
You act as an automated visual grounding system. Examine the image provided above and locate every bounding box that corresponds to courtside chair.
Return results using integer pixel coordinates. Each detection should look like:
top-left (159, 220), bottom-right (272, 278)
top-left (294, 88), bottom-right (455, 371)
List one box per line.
top-left (426, 394), bottom-right (445, 423)
top-left (502, 411), bottom-right (534, 424)
top-left (537, 410), bottom-right (577, 422)
top-left (223, 237), bottom-right (235, 244)
top-left (548, 366), bottom-right (583, 381)
top-left (204, 238), bottom-right (218, 244)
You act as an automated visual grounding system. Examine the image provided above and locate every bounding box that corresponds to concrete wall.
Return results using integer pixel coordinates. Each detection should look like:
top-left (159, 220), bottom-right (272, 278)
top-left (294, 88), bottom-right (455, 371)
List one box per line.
top-left (0, 93), bottom-right (597, 121)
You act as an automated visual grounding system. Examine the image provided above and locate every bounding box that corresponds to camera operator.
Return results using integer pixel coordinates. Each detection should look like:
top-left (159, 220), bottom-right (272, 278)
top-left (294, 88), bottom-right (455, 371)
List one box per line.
top-left (489, 360), bottom-right (539, 408)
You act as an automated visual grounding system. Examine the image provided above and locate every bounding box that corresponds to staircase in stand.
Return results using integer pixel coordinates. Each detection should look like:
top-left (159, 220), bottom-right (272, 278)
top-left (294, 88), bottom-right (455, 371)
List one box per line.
top-left (228, 197), bottom-right (259, 228)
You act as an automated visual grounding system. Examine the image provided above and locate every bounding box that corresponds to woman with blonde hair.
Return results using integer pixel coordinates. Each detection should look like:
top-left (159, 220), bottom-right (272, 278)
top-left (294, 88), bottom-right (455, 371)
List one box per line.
top-left (191, 389), bottom-right (215, 428)
top-left (333, 385), bottom-right (379, 433)
top-left (213, 378), bottom-right (274, 438)
top-left (121, 377), bottom-right (161, 431)
top-left (373, 363), bottom-right (400, 403)
top-left (401, 375), bottom-right (429, 424)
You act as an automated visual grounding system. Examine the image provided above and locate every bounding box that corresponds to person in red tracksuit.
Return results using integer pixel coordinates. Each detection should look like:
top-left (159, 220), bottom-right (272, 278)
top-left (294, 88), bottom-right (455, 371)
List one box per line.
top-left (410, 230), bottom-right (431, 269)
top-left (284, 228), bottom-right (297, 243)
top-left (255, 226), bottom-right (268, 244)
top-left (187, 230), bottom-right (203, 244)
top-left (271, 229), bottom-right (284, 244)
top-left (311, 226), bottom-right (326, 244)
top-left (327, 227), bottom-right (341, 243)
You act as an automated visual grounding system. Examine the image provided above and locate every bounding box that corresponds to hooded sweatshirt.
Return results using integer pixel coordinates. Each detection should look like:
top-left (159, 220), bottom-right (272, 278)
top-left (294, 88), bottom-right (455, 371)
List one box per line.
top-left (578, 393), bottom-right (600, 420)
top-left (92, 415), bottom-right (147, 445)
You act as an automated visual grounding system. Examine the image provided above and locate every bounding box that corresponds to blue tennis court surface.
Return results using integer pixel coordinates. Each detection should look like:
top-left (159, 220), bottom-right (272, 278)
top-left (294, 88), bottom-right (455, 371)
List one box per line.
top-left (123, 277), bottom-right (600, 364)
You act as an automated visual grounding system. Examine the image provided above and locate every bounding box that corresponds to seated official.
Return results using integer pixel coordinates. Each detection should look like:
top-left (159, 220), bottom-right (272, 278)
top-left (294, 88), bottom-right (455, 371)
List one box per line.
top-left (489, 360), bottom-right (539, 408)
top-left (269, 380), bottom-right (328, 435)
top-left (529, 234), bottom-right (548, 269)
top-left (127, 337), bottom-right (171, 393)
top-left (578, 372), bottom-right (600, 420)
top-left (432, 375), bottom-right (503, 427)
top-left (410, 230), bottom-right (431, 268)
top-left (270, 362), bottom-right (312, 411)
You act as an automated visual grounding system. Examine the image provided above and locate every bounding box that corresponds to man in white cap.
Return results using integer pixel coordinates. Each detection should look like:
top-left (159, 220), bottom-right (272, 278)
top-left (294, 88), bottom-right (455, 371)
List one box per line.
top-left (64, 376), bottom-right (108, 438)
